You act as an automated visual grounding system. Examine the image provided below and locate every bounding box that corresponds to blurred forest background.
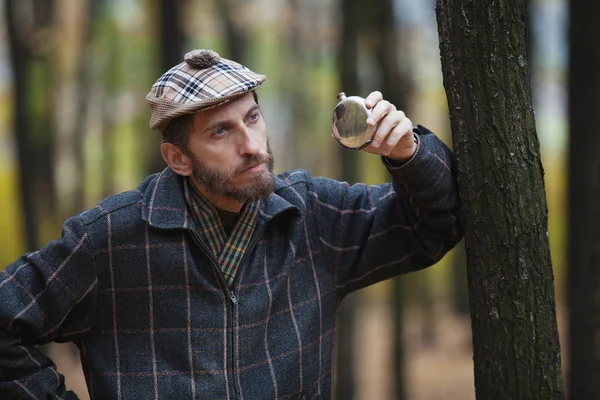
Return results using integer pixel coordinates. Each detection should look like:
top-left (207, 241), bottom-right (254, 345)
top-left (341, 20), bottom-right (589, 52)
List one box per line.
top-left (0, 0), bottom-right (571, 399)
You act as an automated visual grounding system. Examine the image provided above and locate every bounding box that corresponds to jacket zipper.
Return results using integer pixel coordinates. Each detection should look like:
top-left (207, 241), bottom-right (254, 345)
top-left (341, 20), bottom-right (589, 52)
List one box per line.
top-left (190, 230), bottom-right (238, 399)
top-left (226, 222), bottom-right (264, 399)
top-left (190, 223), bottom-right (264, 399)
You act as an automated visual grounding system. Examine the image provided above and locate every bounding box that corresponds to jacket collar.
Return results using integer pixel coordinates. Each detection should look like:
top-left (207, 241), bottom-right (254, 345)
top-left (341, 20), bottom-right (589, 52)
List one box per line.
top-left (142, 168), bottom-right (300, 230)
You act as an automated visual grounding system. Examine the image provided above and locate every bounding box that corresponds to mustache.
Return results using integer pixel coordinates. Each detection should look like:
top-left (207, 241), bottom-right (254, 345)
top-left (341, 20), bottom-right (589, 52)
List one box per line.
top-left (235, 152), bottom-right (274, 174)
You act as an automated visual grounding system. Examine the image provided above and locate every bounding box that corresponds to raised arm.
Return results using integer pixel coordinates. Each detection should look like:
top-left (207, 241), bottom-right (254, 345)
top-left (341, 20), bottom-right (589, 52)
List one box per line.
top-left (312, 125), bottom-right (462, 297)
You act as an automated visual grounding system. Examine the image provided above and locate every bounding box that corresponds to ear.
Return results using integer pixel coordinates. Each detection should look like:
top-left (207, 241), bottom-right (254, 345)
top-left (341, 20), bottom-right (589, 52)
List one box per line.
top-left (161, 143), bottom-right (193, 176)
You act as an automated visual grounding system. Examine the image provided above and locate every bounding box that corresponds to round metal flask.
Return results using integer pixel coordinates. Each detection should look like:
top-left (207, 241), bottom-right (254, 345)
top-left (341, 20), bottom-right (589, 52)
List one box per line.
top-left (331, 92), bottom-right (376, 150)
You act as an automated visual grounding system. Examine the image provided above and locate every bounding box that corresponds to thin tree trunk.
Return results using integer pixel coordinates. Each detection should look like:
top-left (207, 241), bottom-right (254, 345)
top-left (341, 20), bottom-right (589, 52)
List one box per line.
top-left (372, 0), bottom-right (409, 112)
top-left (218, 0), bottom-right (246, 62)
top-left (436, 0), bottom-right (564, 398)
top-left (5, 0), bottom-right (38, 252)
top-left (371, 0), bottom-right (409, 397)
top-left (338, 0), bottom-right (361, 184)
top-left (101, 16), bottom-right (119, 199)
top-left (334, 0), bottom-right (364, 398)
top-left (158, 0), bottom-right (185, 70)
top-left (567, 0), bottom-right (600, 397)
top-left (145, 0), bottom-right (187, 174)
top-left (32, 0), bottom-right (58, 235)
top-left (5, 0), bottom-right (57, 250)
top-left (53, 0), bottom-right (91, 220)
top-left (285, 0), bottom-right (310, 171)
top-left (71, 0), bottom-right (93, 215)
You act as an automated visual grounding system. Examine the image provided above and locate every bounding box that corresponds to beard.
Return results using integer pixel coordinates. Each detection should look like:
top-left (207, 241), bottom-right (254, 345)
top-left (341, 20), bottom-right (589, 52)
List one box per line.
top-left (188, 142), bottom-right (275, 203)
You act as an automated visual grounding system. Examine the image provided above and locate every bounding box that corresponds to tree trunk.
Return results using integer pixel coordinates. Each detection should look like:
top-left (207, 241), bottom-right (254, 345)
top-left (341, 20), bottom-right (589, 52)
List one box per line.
top-left (145, 0), bottom-right (187, 174)
top-left (370, 0), bottom-right (409, 397)
top-left (338, 0), bottom-right (362, 184)
top-left (53, 0), bottom-right (91, 220)
top-left (284, 0), bottom-right (306, 170)
top-left (372, 0), bottom-right (409, 112)
top-left (158, 0), bottom-right (185, 70)
top-left (436, 0), bottom-right (564, 399)
top-left (334, 0), bottom-right (364, 398)
top-left (5, 0), bottom-right (37, 252)
top-left (451, 241), bottom-right (470, 316)
top-left (218, 0), bottom-right (246, 62)
top-left (567, 0), bottom-right (600, 397)
top-left (5, 0), bottom-right (57, 251)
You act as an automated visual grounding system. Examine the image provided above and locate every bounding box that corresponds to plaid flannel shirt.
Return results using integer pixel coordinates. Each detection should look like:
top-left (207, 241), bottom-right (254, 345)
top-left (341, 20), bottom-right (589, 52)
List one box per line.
top-left (0, 126), bottom-right (462, 399)
top-left (183, 179), bottom-right (259, 287)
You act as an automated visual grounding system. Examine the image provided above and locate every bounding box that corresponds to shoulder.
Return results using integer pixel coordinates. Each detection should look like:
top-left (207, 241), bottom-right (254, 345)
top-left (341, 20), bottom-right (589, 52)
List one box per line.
top-left (263, 169), bottom-right (315, 212)
top-left (274, 169), bottom-right (312, 190)
top-left (272, 169), bottom-right (348, 207)
top-left (78, 173), bottom-right (159, 226)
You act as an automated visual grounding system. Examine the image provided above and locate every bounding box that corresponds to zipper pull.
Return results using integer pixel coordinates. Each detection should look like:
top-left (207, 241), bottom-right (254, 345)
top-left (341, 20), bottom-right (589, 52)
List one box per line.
top-left (229, 292), bottom-right (237, 305)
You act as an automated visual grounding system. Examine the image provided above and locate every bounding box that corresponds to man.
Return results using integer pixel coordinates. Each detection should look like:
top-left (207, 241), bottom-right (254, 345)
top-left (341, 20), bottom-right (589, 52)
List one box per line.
top-left (0, 49), bottom-right (461, 399)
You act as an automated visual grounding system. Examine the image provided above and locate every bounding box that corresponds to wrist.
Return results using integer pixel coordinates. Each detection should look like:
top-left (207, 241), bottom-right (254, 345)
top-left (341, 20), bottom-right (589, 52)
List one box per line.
top-left (387, 133), bottom-right (419, 164)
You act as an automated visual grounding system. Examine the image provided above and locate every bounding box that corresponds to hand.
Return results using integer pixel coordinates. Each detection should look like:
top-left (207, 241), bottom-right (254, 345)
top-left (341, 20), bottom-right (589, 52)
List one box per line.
top-left (362, 91), bottom-right (416, 162)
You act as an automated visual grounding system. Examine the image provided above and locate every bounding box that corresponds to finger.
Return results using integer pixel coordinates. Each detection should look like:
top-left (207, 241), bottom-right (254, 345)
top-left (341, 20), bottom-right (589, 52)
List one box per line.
top-left (362, 118), bottom-right (412, 156)
top-left (380, 118), bottom-right (413, 155)
top-left (370, 108), bottom-right (405, 148)
top-left (367, 101), bottom-right (395, 128)
top-left (371, 110), bottom-right (402, 148)
top-left (364, 91), bottom-right (383, 109)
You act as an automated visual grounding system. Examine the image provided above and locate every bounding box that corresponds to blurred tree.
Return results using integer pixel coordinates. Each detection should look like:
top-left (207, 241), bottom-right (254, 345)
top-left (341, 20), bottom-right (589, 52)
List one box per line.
top-left (334, 0), bottom-right (365, 398)
top-left (567, 0), bottom-right (600, 397)
top-left (5, 0), bottom-right (58, 251)
top-left (159, 0), bottom-right (185, 67)
top-left (218, 0), bottom-right (247, 62)
top-left (145, 0), bottom-right (188, 175)
top-left (98, 3), bottom-right (119, 199)
top-left (52, 0), bottom-right (92, 221)
top-left (285, 0), bottom-right (307, 169)
top-left (370, 0), bottom-right (409, 397)
top-left (436, 0), bottom-right (564, 399)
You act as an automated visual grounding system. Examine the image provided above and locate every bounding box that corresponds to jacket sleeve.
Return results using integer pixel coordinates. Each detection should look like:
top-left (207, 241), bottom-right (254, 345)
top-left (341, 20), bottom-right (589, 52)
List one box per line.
top-left (310, 125), bottom-right (462, 297)
top-left (0, 215), bottom-right (97, 399)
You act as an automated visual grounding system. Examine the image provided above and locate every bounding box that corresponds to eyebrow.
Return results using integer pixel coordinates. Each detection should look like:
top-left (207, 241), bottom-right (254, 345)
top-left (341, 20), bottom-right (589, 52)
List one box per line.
top-left (202, 104), bottom-right (261, 134)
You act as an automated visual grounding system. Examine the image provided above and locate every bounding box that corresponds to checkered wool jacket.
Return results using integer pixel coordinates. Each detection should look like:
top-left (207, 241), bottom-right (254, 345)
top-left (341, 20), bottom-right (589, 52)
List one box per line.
top-left (0, 126), bottom-right (461, 399)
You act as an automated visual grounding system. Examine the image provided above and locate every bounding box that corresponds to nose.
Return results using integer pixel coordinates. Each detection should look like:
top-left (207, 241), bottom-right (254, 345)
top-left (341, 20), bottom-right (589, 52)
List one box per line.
top-left (238, 126), bottom-right (261, 155)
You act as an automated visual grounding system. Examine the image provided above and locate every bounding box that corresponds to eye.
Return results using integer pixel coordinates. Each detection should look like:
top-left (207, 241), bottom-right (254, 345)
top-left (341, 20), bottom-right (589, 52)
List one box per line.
top-left (248, 112), bottom-right (260, 122)
top-left (211, 127), bottom-right (226, 137)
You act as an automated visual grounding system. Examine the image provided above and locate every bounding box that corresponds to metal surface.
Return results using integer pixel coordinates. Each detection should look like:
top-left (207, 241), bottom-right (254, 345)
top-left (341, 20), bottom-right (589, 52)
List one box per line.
top-left (331, 92), bottom-right (376, 150)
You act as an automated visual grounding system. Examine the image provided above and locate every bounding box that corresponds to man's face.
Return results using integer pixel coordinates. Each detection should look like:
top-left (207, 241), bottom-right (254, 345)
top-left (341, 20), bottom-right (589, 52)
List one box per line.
top-left (184, 92), bottom-right (275, 204)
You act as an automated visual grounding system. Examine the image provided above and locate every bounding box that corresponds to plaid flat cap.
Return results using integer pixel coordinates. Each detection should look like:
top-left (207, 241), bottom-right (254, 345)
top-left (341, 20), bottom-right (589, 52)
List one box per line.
top-left (146, 49), bottom-right (267, 131)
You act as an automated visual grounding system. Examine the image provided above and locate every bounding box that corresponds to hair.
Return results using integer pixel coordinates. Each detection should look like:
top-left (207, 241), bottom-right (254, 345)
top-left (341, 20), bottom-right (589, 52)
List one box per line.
top-left (161, 91), bottom-right (259, 150)
top-left (161, 113), bottom-right (193, 152)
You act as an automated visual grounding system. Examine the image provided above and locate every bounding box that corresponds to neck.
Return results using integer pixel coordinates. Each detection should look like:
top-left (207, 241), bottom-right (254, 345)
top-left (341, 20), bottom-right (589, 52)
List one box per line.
top-left (190, 178), bottom-right (244, 213)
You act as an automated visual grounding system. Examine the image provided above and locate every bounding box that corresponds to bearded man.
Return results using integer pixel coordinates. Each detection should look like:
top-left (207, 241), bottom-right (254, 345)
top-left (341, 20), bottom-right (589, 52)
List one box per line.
top-left (0, 49), bottom-right (462, 399)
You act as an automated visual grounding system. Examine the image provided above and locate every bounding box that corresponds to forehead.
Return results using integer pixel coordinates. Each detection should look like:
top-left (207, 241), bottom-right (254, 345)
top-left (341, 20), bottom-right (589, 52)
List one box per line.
top-left (192, 92), bottom-right (257, 128)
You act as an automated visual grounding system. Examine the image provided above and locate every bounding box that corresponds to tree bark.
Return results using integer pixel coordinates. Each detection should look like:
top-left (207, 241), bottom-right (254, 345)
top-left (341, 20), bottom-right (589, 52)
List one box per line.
top-left (451, 241), bottom-right (470, 316)
top-left (567, 0), bottom-right (600, 397)
top-left (436, 0), bottom-right (564, 398)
